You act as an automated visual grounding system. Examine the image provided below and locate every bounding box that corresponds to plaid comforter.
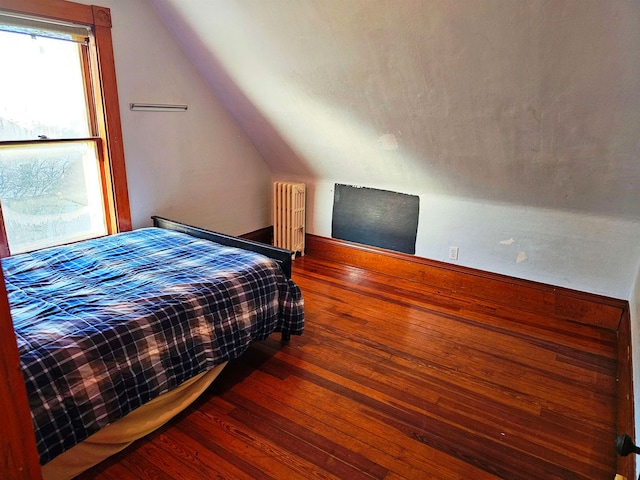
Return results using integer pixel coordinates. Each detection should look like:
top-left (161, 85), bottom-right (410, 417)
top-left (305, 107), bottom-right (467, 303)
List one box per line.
top-left (5, 227), bottom-right (304, 464)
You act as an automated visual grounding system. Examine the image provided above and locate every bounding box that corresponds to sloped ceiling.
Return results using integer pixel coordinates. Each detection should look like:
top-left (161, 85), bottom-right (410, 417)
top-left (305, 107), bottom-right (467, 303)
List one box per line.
top-left (151, 0), bottom-right (640, 220)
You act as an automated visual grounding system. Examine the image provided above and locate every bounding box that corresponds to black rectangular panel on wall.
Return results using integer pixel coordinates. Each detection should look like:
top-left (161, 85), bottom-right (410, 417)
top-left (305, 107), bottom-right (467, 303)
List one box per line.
top-left (331, 184), bottom-right (419, 254)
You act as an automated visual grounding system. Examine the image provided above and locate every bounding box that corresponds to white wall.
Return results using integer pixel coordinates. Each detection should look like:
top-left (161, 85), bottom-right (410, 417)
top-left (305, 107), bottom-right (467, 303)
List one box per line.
top-left (77, 0), bottom-right (272, 235)
top-left (151, 0), bottom-right (640, 298)
top-left (152, 0), bottom-right (640, 219)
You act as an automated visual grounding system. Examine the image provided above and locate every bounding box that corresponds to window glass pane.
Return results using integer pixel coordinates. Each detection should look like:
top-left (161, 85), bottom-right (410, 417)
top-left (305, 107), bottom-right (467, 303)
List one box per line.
top-left (0, 142), bottom-right (107, 254)
top-left (0, 30), bottom-right (91, 141)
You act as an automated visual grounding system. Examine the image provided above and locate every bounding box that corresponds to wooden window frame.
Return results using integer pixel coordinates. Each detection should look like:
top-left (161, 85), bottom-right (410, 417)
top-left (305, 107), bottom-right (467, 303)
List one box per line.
top-left (0, 1), bottom-right (130, 477)
top-left (0, 0), bottom-right (131, 256)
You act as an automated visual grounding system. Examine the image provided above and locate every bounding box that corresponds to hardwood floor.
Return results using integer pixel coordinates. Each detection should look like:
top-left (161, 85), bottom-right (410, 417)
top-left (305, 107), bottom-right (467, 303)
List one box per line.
top-left (78, 255), bottom-right (620, 479)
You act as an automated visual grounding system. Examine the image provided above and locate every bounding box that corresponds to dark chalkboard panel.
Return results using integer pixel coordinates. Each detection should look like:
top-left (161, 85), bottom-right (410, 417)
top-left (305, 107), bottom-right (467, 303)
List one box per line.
top-left (331, 184), bottom-right (419, 254)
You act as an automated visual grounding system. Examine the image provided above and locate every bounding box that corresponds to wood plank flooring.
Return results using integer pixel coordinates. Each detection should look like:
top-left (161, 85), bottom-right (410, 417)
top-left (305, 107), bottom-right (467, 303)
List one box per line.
top-left (77, 255), bottom-right (619, 479)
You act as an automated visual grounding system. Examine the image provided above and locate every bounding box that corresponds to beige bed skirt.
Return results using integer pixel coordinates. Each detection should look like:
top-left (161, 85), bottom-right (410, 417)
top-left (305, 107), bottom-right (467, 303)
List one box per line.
top-left (41, 361), bottom-right (228, 480)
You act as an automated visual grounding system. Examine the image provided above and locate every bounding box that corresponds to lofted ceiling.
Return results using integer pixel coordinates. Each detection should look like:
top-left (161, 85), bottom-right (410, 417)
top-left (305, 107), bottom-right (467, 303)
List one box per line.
top-left (150, 0), bottom-right (640, 220)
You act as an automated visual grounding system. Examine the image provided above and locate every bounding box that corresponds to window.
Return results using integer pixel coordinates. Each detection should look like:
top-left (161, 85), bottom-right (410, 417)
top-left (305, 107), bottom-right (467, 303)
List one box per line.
top-left (0, 0), bottom-right (131, 256)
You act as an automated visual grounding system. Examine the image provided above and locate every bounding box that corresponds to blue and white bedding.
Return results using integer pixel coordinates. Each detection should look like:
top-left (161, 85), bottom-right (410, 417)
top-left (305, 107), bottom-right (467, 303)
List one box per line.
top-left (4, 227), bottom-right (304, 464)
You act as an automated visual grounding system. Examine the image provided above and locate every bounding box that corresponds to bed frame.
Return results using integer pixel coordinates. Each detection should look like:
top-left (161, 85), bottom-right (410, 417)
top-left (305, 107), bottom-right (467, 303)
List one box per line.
top-left (152, 216), bottom-right (294, 278)
top-left (152, 216), bottom-right (296, 341)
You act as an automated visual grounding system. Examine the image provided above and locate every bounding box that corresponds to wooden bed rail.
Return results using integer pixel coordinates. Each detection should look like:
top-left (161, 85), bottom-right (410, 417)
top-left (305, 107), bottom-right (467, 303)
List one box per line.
top-left (151, 216), bottom-right (294, 279)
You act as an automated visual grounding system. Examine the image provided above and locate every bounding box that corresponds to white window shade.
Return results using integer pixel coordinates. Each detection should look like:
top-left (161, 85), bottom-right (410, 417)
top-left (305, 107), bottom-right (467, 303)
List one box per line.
top-left (0, 12), bottom-right (89, 44)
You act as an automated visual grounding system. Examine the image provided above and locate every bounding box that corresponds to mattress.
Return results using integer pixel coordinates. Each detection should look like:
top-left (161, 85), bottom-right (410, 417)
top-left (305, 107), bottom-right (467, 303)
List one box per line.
top-left (41, 362), bottom-right (228, 480)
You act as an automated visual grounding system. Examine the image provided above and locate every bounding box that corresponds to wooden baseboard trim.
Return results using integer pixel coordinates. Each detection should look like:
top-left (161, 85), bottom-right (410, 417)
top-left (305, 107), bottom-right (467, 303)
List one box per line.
top-left (305, 233), bottom-right (634, 476)
top-left (617, 307), bottom-right (636, 479)
top-left (306, 234), bottom-right (627, 329)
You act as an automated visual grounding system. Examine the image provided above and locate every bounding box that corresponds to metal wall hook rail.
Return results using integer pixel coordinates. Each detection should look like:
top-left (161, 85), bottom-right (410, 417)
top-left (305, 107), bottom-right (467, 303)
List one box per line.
top-left (129, 103), bottom-right (187, 112)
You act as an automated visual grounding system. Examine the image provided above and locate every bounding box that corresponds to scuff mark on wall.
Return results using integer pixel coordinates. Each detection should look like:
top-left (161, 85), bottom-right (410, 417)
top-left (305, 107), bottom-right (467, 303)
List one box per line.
top-left (500, 237), bottom-right (515, 245)
top-left (379, 133), bottom-right (399, 150)
top-left (516, 251), bottom-right (528, 263)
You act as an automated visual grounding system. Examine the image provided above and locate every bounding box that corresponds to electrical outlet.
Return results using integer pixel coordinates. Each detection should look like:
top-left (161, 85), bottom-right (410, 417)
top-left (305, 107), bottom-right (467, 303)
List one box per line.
top-left (448, 246), bottom-right (459, 260)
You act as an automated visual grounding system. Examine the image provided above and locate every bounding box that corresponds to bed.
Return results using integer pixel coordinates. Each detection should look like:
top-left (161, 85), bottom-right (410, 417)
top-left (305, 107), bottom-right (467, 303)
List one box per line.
top-left (5, 216), bottom-right (305, 479)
